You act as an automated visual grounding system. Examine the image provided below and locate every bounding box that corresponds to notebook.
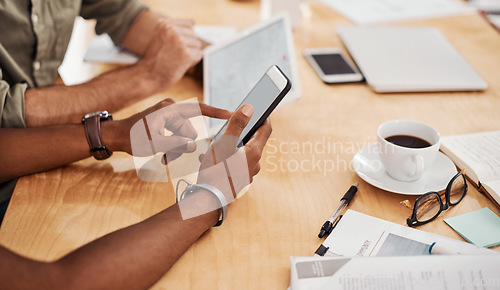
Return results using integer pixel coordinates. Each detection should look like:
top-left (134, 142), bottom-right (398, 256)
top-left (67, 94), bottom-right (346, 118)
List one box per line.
top-left (440, 131), bottom-right (500, 208)
top-left (337, 26), bottom-right (488, 93)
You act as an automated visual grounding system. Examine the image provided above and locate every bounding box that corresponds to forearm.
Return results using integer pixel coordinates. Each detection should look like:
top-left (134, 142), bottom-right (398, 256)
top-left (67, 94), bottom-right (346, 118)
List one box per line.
top-left (122, 10), bottom-right (164, 56)
top-left (0, 98), bottom-right (231, 183)
top-left (0, 193), bottom-right (218, 289)
top-left (24, 63), bottom-right (161, 127)
top-left (0, 121), bottom-right (125, 183)
top-left (54, 199), bottom-right (218, 289)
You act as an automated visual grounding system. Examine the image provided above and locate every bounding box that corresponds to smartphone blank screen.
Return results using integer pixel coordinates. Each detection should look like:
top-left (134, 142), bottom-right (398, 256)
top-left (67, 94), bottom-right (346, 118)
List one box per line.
top-left (214, 74), bottom-right (280, 145)
top-left (312, 54), bottom-right (355, 75)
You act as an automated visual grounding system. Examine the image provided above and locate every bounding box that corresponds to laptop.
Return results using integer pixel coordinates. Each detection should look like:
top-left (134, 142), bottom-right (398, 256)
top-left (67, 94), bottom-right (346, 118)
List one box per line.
top-left (337, 26), bottom-right (488, 93)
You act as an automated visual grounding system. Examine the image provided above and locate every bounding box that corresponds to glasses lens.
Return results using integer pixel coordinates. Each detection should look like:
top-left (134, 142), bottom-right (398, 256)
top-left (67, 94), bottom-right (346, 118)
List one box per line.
top-left (449, 174), bottom-right (467, 204)
top-left (414, 193), bottom-right (441, 222)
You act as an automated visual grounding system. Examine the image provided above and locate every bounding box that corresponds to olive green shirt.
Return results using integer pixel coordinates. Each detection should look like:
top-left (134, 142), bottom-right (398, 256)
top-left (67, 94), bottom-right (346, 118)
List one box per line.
top-left (0, 0), bottom-right (147, 203)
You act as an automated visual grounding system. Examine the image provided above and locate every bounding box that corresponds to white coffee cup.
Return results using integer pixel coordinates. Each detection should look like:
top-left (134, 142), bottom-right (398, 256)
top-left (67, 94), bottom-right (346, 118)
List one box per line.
top-left (377, 120), bottom-right (440, 182)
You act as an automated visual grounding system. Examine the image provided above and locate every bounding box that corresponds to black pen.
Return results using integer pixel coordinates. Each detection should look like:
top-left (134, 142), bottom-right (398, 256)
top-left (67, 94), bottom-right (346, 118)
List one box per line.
top-left (318, 183), bottom-right (358, 238)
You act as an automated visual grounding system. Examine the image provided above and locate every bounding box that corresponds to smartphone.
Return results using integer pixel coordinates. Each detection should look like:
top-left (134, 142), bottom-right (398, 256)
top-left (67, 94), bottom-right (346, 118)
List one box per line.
top-left (212, 65), bottom-right (291, 147)
top-left (303, 47), bottom-right (363, 84)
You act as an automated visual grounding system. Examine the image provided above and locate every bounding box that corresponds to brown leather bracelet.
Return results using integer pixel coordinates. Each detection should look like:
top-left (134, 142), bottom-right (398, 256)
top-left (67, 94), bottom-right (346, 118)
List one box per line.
top-left (82, 111), bottom-right (113, 160)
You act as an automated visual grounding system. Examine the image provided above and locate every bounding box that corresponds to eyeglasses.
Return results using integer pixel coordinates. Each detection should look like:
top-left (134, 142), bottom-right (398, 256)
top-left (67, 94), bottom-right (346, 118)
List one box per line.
top-left (402, 171), bottom-right (468, 227)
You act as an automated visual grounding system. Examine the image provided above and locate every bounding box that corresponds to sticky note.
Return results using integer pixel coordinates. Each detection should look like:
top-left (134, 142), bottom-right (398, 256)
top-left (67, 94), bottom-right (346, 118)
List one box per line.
top-left (444, 208), bottom-right (500, 248)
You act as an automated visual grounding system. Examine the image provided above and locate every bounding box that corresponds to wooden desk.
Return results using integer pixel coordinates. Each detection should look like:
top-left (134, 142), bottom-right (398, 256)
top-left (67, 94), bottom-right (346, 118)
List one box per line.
top-left (1, 0), bottom-right (500, 289)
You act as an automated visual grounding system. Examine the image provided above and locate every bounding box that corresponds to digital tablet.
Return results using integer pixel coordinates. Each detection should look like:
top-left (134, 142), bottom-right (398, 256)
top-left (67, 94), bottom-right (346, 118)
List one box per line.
top-left (203, 13), bottom-right (301, 134)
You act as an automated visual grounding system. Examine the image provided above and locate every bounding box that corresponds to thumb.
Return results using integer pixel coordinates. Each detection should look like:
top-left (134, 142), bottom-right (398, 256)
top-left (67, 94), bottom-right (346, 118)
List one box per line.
top-left (223, 104), bottom-right (254, 137)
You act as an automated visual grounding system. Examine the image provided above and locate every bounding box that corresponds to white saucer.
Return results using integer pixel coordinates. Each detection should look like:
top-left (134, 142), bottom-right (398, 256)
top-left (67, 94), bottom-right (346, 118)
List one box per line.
top-left (353, 143), bottom-right (457, 195)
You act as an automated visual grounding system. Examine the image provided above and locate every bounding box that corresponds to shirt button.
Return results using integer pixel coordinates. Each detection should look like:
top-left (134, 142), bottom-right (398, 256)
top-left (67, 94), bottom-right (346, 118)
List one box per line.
top-left (33, 61), bottom-right (41, 71)
top-left (31, 14), bottom-right (39, 25)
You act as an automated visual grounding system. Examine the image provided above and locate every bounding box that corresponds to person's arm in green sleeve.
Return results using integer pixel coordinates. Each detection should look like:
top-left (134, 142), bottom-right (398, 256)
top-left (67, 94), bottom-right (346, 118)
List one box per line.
top-left (0, 75), bottom-right (27, 129)
top-left (24, 20), bottom-right (202, 127)
top-left (25, 2), bottom-right (202, 127)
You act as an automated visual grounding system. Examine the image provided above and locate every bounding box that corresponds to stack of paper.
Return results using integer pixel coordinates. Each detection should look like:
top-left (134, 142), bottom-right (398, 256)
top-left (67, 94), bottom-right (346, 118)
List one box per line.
top-left (290, 255), bottom-right (500, 290)
top-left (315, 210), bottom-right (492, 257)
top-left (290, 210), bottom-right (500, 289)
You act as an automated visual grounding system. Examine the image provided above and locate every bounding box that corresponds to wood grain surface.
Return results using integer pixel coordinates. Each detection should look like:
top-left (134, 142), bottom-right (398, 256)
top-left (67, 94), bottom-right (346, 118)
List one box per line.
top-left (1, 0), bottom-right (499, 289)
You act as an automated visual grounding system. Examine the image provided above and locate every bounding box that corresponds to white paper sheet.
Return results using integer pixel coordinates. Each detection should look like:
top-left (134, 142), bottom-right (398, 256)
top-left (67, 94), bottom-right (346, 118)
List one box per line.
top-left (319, 0), bottom-right (476, 25)
top-left (83, 34), bottom-right (140, 64)
top-left (441, 131), bottom-right (500, 184)
top-left (318, 210), bottom-right (493, 257)
top-left (290, 255), bottom-right (500, 290)
top-left (58, 17), bottom-right (97, 86)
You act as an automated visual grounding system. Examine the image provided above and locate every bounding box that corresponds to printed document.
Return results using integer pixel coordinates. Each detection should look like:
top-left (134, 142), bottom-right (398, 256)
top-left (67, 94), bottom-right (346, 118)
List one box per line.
top-left (317, 210), bottom-right (493, 257)
top-left (290, 255), bottom-right (500, 290)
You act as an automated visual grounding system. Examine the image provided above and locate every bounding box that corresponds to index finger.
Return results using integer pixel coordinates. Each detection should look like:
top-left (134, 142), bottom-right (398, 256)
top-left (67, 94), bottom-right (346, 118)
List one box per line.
top-left (176, 103), bottom-right (231, 120)
top-left (200, 103), bottom-right (232, 119)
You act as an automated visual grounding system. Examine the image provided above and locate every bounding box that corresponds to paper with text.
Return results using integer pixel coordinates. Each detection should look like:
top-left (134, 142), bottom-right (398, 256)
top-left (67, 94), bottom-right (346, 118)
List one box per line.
top-left (291, 255), bottom-right (500, 290)
top-left (440, 131), bottom-right (500, 185)
top-left (319, 210), bottom-right (493, 257)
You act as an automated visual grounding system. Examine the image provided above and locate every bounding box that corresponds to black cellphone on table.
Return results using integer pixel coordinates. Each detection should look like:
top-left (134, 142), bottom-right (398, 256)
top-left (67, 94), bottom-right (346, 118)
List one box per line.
top-left (304, 47), bottom-right (364, 84)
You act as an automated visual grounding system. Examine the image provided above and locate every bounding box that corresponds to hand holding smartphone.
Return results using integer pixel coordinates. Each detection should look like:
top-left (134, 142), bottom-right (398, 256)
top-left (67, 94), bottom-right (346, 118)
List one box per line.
top-left (212, 65), bottom-right (291, 147)
top-left (304, 47), bottom-right (363, 84)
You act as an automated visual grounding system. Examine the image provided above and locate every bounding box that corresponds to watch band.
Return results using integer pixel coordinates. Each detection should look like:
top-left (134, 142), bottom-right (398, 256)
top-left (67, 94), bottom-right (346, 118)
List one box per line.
top-left (194, 184), bottom-right (228, 227)
top-left (82, 111), bottom-right (113, 160)
top-left (176, 180), bottom-right (228, 227)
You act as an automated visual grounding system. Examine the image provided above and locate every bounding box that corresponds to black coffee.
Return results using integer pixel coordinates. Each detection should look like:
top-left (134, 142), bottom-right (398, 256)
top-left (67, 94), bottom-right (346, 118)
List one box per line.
top-left (385, 135), bottom-right (432, 149)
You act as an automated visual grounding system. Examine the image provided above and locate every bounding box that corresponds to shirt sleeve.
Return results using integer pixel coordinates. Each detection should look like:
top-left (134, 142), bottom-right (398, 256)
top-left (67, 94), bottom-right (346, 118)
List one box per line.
top-left (0, 69), bottom-right (26, 129)
top-left (80, 0), bottom-right (148, 45)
